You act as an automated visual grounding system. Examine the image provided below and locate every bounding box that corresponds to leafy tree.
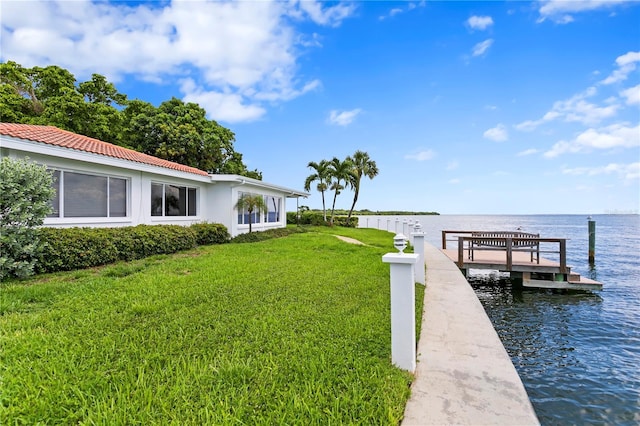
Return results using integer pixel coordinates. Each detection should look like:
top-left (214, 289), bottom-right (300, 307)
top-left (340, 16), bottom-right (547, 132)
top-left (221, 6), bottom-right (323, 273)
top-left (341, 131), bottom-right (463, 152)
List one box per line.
top-left (346, 150), bottom-right (379, 225)
top-left (121, 97), bottom-right (262, 179)
top-left (0, 62), bottom-right (127, 144)
top-left (0, 61), bottom-right (42, 120)
top-left (1, 61), bottom-right (261, 179)
top-left (327, 156), bottom-right (354, 226)
top-left (235, 193), bottom-right (267, 233)
top-left (0, 157), bottom-right (54, 280)
top-left (304, 160), bottom-right (331, 222)
top-left (76, 73), bottom-right (128, 143)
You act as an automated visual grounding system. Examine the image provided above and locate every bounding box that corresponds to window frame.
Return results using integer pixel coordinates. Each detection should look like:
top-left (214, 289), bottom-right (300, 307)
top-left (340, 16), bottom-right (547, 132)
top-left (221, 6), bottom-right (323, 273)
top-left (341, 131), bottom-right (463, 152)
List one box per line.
top-left (151, 182), bottom-right (198, 218)
top-left (236, 192), bottom-right (283, 226)
top-left (236, 191), bottom-right (260, 225)
top-left (264, 195), bottom-right (281, 223)
top-left (47, 169), bottom-right (129, 219)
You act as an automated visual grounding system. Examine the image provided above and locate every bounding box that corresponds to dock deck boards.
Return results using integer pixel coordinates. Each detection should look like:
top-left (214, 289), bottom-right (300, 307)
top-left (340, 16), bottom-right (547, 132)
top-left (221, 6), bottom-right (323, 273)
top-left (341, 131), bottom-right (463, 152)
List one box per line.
top-left (443, 249), bottom-right (559, 269)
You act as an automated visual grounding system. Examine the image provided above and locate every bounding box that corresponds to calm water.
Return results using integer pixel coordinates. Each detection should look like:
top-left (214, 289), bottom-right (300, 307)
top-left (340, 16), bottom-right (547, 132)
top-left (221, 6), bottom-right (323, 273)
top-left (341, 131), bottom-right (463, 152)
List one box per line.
top-left (359, 214), bottom-right (640, 425)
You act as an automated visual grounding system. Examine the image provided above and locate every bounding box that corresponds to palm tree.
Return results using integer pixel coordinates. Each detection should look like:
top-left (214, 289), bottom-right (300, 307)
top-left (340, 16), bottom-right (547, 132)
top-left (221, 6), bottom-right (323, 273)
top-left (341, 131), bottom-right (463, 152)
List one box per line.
top-left (235, 193), bottom-right (266, 233)
top-left (304, 160), bottom-right (330, 222)
top-left (346, 150), bottom-right (379, 225)
top-left (327, 156), bottom-right (354, 225)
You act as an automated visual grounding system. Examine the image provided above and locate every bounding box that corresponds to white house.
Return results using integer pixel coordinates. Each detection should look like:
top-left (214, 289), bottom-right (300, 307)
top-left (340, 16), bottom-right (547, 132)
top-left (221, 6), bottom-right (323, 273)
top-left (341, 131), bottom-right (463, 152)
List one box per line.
top-left (0, 123), bottom-right (308, 237)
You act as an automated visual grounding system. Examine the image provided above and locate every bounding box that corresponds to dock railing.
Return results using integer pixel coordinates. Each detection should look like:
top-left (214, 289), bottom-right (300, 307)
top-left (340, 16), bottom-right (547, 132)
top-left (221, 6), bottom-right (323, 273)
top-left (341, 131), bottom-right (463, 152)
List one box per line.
top-left (441, 230), bottom-right (567, 274)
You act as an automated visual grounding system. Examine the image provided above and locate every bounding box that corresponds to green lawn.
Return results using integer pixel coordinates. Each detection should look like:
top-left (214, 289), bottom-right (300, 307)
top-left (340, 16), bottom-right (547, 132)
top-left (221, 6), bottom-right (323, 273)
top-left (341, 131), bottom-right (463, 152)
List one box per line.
top-left (1, 228), bottom-right (424, 425)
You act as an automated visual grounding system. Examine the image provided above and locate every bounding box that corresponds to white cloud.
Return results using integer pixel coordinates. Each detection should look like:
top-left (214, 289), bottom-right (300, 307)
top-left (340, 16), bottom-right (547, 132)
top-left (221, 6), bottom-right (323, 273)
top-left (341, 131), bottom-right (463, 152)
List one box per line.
top-left (472, 39), bottom-right (494, 57)
top-left (466, 15), bottom-right (494, 30)
top-left (327, 108), bottom-right (362, 126)
top-left (620, 84), bottom-right (640, 105)
top-left (446, 160), bottom-right (459, 171)
top-left (515, 86), bottom-right (619, 131)
top-left (517, 148), bottom-right (539, 156)
top-left (0, 0), bottom-right (355, 123)
top-left (601, 51), bottom-right (640, 85)
top-left (405, 150), bottom-right (435, 161)
top-left (483, 124), bottom-right (508, 142)
top-left (180, 79), bottom-right (265, 123)
top-left (544, 123), bottom-right (640, 157)
top-left (388, 8), bottom-right (404, 18)
top-left (538, 0), bottom-right (631, 23)
top-left (449, 178), bottom-right (461, 184)
top-left (379, 2), bottom-right (424, 21)
top-left (562, 162), bottom-right (640, 182)
top-left (295, 1), bottom-right (356, 27)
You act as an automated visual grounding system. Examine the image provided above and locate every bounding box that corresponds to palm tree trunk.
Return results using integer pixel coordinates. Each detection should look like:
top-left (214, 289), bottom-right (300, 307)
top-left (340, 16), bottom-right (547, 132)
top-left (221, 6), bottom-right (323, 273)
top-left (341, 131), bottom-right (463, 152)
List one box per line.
top-left (321, 191), bottom-right (327, 222)
top-left (330, 190), bottom-right (339, 225)
top-left (248, 209), bottom-right (253, 233)
top-left (347, 189), bottom-right (359, 225)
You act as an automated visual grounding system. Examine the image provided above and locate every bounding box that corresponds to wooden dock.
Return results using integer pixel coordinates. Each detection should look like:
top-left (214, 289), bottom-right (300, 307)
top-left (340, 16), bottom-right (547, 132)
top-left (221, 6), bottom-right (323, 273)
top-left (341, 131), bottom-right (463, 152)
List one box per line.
top-left (441, 230), bottom-right (603, 291)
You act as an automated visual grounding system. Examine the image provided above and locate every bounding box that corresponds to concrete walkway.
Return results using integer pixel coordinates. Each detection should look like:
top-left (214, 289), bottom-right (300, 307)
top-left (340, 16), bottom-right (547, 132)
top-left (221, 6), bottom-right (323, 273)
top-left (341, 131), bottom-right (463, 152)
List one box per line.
top-left (402, 242), bottom-right (540, 425)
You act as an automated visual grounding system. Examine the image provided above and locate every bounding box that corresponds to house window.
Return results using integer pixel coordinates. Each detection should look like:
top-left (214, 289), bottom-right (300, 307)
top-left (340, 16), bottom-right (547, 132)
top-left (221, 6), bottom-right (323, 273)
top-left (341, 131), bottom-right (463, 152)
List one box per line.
top-left (237, 192), bottom-right (260, 225)
top-left (151, 183), bottom-right (197, 217)
top-left (47, 170), bottom-right (128, 218)
top-left (264, 195), bottom-right (281, 223)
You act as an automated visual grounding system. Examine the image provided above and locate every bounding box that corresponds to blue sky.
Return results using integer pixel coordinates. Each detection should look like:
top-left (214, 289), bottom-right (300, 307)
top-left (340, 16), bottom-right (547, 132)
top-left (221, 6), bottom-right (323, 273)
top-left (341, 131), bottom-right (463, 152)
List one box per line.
top-left (2, 0), bottom-right (639, 214)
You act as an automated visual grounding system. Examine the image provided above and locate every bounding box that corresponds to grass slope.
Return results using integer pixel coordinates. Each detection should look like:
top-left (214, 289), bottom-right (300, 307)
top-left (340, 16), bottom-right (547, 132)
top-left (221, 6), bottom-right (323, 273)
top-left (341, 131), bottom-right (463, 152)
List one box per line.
top-left (1, 228), bottom-right (424, 425)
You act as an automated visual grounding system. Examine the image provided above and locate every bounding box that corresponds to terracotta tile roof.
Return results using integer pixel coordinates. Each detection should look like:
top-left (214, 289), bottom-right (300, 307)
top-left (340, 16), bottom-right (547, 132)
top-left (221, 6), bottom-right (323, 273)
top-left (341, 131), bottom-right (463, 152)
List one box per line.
top-left (0, 123), bottom-right (210, 177)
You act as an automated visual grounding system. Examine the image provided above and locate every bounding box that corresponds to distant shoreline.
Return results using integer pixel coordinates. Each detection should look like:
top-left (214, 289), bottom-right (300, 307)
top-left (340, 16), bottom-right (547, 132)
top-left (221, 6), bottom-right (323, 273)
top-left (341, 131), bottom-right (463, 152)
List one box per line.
top-left (354, 211), bottom-right (440, 216)
top-left (307, 209), bottom-right (440, 216)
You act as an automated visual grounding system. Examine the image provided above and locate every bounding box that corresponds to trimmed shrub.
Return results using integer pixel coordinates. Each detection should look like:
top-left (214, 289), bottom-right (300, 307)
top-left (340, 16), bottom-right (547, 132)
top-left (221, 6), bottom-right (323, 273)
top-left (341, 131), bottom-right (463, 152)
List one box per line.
top-left (287, 211), bottom-right (327, 226)
top-left (286, 211), bottom-right (358, 228)
top-left (231, 226), bottom-right (307, 244)
top-left (0, 157), bottom-right (54, 281)
top-left (333, 215), bottom-right (358, 228)
top-left (190, 222), bottom-right (230, 245)
top-left (36, 223), bottom-right (228, 274)
top-left (37, 227), bottom-right (120, 272)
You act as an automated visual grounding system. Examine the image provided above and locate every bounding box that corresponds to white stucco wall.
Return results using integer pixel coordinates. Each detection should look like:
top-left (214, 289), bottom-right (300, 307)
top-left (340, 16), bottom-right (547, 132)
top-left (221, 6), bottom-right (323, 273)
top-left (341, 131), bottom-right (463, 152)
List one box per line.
top-left (2, 146), bottom-right (209, 229)
top-left (1, 136), bottom-right (303, 237)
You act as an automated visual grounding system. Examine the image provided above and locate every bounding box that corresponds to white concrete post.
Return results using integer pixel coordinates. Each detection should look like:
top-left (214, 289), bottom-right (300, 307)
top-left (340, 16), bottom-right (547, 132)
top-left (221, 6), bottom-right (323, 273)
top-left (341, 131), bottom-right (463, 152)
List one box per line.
top-left (403, 219), bottom-right (408, 236)
top-left (377, 218), bottom-right (381, 230)
top-left (395, 218), bottom-right (400, 233)
top-left (366, 217), bottom-right (369, 228)
top-left (387, 219), bottom-right (391, 232)
top-left (412, 222), bottom-right (425, 285)
top-left (408, 220), bottom-right (415, 245)
top-left (382, 234), bottom-right (418, 373)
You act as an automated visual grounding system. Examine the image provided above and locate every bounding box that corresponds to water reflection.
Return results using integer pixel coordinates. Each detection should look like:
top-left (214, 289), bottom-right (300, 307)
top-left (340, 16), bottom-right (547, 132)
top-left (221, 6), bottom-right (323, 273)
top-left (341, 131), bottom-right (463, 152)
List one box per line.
top-left (588, 263), bottom-right (598, 281)
top-left (468, 275), bottom-right (640, 425)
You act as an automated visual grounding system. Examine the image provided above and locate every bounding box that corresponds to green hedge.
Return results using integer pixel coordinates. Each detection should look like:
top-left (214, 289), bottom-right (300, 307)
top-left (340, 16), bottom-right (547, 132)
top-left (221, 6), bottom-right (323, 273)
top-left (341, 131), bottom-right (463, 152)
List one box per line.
top-left (36, 223), bottom-right (229, 274)
top-left (286, 212), bottom-right (358, 228)
top-left (230, 226), bottom-right (307, 244)
top-left (190, 222), bottom-right (230, 246)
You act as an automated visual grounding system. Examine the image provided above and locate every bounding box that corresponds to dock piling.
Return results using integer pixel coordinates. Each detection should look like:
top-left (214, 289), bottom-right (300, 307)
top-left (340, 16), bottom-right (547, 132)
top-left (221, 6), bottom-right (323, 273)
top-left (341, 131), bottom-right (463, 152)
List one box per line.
top-left (588, 216), bottom-right (596, 264)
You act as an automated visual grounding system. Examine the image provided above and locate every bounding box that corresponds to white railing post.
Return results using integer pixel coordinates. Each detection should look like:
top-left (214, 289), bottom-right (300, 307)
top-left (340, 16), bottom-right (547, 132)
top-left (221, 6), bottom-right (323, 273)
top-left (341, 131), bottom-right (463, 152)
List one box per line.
top-left (411, 221), bottom-right (425, 285)
top-left (382, 234), bottom-right (418, 372)
top-left (408, 220), bottom-right (415, 245)
top-left (403, 219), bottom-right (408, 236)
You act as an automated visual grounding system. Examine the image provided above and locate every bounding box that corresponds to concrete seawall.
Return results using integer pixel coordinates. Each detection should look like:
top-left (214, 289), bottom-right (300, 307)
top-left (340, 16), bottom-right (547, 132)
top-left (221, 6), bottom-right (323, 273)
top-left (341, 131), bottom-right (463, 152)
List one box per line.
top-left (402, 242), bottom-right (540, 425)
